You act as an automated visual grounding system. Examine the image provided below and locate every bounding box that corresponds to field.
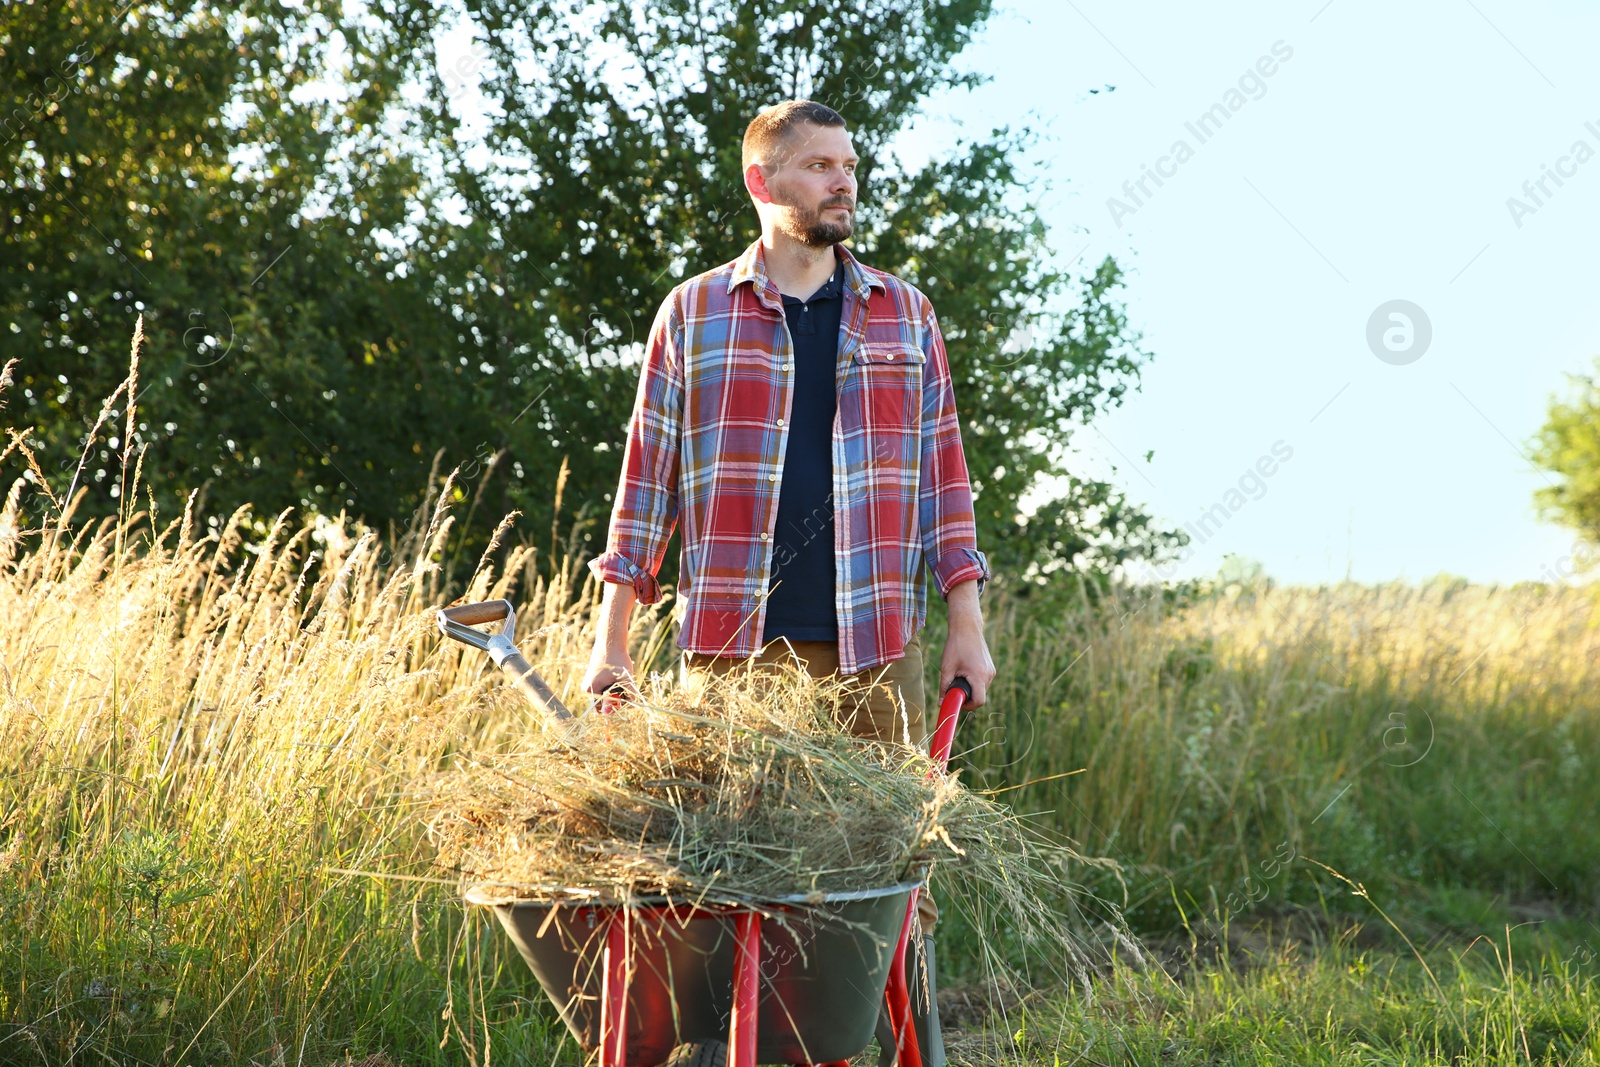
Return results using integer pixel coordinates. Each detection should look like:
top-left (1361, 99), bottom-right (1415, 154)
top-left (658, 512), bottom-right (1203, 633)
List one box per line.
top-left (937, 576), bottom-right (1600, 1064)
top-left (3, 487), bottom-right (1599, 1065)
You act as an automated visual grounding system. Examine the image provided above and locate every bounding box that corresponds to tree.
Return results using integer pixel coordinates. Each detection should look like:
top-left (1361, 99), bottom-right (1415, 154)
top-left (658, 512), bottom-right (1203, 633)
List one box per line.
top-left (1, 1), bottom-right (459, 533)
top-left (1532, 357), bottom-right (1600, 547)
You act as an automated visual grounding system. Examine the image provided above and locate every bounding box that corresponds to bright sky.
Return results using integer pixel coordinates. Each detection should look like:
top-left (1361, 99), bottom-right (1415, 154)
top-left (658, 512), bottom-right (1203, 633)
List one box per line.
top-left (893, 0), bottom-right (1600, 585)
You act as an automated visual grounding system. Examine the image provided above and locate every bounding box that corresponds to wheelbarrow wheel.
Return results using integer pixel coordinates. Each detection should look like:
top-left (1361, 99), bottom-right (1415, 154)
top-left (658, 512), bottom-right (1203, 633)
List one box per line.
top-left (662, 1040), bottom-right (728, 1067)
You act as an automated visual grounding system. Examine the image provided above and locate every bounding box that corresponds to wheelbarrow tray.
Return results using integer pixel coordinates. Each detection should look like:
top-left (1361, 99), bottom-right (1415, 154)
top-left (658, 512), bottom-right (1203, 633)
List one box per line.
top-left (466, 881), bottom-right (918, 1065)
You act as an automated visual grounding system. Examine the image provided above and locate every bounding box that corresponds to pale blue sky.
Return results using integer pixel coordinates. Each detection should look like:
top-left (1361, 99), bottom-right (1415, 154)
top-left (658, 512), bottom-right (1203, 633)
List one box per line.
top-left (895, 0), bottom-right (1600, 584)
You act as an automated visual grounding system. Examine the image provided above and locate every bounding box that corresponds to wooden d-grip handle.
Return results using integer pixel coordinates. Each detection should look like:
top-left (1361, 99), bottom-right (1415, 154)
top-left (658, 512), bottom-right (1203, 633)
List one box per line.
top-left (440, 599), bottom-right (515, 629)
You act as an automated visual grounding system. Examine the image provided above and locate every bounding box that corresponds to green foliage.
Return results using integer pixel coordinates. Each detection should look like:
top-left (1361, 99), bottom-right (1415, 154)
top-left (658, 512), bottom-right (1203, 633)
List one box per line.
top-left (5, 0), bottom-right (1181, 577)
top-left (2, 1), bottom-right (461, 532)
top-left (102, 829), bottom-right (216, 967)
top-left (1533, 356), bottom-right (1600, 553)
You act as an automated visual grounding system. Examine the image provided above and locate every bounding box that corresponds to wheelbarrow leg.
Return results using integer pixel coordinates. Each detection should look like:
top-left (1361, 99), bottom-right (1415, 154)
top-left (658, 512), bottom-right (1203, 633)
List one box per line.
top-left (881, 889), bottom-right (925, 1067)
top-left (602, 912), bottom-right (630, 1067)
top-left (728, 911), bottom-right (761, 1067)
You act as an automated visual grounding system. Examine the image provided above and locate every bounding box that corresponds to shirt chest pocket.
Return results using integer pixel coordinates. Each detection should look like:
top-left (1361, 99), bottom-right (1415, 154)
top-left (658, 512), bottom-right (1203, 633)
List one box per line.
top-left (854, 342), bottom-right (925, 368)
top-left (852, 342), bottom-right (924, 431)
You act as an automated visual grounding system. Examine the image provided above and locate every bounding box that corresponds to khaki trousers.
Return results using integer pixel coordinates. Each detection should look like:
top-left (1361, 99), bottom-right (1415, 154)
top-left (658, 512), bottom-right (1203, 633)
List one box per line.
top-left (681, 631), bottom-right (939, 932)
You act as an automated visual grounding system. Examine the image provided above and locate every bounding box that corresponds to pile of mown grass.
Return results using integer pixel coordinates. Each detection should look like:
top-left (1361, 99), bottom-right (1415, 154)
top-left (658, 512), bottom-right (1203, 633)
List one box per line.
top-left (426, 662), bottom-right (1047, 907)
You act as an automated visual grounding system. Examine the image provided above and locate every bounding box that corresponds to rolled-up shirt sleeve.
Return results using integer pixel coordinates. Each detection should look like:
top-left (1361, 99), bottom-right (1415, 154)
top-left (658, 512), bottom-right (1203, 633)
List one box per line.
top-left (589, 291), bottom-right (685, 604)
top-left (917, 302), bottom-right (992, 598)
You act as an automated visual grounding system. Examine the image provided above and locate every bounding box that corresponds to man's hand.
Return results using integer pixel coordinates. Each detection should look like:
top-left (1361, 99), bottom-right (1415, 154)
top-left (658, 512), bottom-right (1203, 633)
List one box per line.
top-left (940, 579), bottom-right (996, 707)
top-left (581, 582), bottom-right (638, 695)
top-left (581, 643), bottom-right (635, 695)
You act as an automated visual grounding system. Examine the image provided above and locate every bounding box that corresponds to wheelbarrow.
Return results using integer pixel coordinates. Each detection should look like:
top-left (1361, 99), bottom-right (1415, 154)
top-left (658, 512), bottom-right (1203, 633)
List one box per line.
top-left (438, 599), bottom-right (970, 1067)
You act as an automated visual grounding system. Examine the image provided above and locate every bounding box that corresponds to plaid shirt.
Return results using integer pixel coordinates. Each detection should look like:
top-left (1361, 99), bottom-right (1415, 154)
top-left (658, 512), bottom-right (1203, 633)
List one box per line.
top-left (590, 239), bottom-right (990, 673)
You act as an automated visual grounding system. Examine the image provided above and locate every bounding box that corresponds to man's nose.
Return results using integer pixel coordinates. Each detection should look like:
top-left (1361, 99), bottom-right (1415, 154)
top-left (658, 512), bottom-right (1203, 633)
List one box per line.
top-left (830, 167), bottom-right (854, 194)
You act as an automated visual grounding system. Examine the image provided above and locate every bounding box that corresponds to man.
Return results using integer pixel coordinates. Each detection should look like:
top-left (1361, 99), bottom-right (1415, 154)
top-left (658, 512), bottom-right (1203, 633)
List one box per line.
top-left (582, 99), bottom-right (995, 1067)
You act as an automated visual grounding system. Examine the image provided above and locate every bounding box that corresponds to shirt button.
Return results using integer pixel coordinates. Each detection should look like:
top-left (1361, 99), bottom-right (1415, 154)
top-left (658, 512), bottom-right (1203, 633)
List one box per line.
top-left (768, 473), bottom-right (778, 482)
top-left (776, 418), bottom-right (785, 426)
top-left (760, 532), bottom-right (770, 541)
top-left (884, 353), bottom-right (895, 360)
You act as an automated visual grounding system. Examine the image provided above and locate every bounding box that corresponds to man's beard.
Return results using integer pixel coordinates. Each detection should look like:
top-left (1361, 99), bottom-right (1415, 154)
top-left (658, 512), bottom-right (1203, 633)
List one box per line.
top-left (779, 196), bottom-right (855, 247)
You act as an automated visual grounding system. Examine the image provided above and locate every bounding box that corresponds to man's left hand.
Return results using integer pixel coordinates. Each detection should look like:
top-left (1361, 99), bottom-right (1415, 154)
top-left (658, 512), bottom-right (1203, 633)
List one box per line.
top-left (940, 579), bottom-right (996, 707)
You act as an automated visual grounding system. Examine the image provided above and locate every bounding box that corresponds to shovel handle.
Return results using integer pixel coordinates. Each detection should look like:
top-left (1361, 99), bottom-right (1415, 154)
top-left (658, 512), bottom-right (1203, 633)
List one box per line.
top-left (442, 599), bottom-right (519, 628)
top-left (438, 600), bottom-right (576, 727)
top-left (496, 646), bottom-right (576, 725)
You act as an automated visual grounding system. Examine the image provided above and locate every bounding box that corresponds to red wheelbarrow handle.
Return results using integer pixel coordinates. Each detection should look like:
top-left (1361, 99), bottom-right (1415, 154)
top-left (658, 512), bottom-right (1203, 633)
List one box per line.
top-left (883, 676), bottom-right (972, 1067)
top-left (928, 676), bottom-right (973, 773)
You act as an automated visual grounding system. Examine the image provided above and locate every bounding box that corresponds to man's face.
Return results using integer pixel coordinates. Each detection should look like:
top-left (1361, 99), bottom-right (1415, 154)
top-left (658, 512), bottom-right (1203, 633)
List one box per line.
top-left (759, 123), bottom-right (859, 247)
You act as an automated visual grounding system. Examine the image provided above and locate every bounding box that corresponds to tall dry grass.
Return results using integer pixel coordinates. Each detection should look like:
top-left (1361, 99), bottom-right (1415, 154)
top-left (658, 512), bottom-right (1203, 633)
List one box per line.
top-left (941, 576), bottom-right (1600, 940)
top-left (0, 454), bottom-right (1114, 1064)
top-left (0, 451), bottom-right (681, 1064)
top-left (1, 344), bottom-right (1105, 1065)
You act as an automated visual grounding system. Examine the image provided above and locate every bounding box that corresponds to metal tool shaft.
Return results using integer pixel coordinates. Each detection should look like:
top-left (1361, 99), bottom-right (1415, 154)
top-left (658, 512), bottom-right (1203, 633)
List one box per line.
top-left (437, 599), bottom-right (575, 726)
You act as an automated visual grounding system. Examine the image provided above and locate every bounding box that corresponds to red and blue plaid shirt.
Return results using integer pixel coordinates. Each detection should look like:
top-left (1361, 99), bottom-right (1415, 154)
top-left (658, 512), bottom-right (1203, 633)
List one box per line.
top-left (590, 240), bottom-right (990, 673)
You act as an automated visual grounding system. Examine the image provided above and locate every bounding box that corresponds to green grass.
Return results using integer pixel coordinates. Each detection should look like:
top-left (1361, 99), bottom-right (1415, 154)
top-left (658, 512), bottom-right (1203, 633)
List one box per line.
top-left (956, 889), bottom-right (1600, 1065)
top-left (920, 574), bottom-right (1600, 1063)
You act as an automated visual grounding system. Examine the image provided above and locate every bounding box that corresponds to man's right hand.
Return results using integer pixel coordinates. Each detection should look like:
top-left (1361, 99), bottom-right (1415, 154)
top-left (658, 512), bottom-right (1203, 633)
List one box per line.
top-left (581, 644), bottom-right (635, 695)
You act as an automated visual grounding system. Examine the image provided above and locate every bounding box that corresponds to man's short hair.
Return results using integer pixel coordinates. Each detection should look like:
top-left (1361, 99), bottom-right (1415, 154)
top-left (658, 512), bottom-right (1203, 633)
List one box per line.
top-left (742, 100), bottom-right (847, 171)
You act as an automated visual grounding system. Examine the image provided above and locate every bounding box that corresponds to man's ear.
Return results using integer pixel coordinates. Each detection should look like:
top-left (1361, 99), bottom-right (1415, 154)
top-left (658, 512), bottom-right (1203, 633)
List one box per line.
top-left (744, 162), bottom-right (773, 204)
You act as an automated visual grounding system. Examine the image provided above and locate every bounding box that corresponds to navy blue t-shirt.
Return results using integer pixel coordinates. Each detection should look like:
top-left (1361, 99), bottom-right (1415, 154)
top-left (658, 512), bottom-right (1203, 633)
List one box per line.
top-left (762, 259), bottom-right (844, 642)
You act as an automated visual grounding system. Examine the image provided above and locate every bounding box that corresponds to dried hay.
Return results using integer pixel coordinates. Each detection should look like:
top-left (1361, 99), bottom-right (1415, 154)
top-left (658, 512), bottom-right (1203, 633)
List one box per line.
top-left (425, 659), bottom-right (1060, 916)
